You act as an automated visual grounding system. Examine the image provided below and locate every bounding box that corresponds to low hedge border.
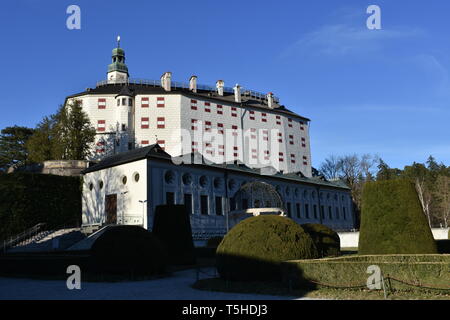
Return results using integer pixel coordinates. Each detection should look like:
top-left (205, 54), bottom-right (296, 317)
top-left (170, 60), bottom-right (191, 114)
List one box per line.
top-left (281, 254), bottom-right (450, 292)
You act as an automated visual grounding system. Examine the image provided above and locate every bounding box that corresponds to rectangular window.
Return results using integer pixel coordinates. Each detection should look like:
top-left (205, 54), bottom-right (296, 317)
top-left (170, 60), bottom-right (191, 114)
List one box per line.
top-left (290, 154), bottom-right (296, 164)
top-left (305, 204), bottom-right (310, 219)
top-left (343, 207), bottom-right (347, 220)
top-left (217, 123), bottom-right (224, 134)
top-left (157, 97), bottom-right (165, 108)
top-left (261, 113), bottom-right (267, 122)
top-left (98, 98), bottom-right (106, 109)
top-left (141, 97), bottom-right (149, 108)
top-left (205, 121), bottom-right (212, 132)
top-left (184, 194), bottom-right (192, 215)
top-left (200, 195), bottom-right (209, 215)
top-left (278, 132), bottom-right (283, 143)
top-left (313, 205), bottom-right (318, 219)
top-left (141, 117), bottom-right (149, 129)
top-left (231, 107), bottom-right (237, 117)
top-left (232, 125), bottom-right (238, 136)
top-left (191, 141), bottom-right (198, 153)
top-left (279, 152), bottom-right (284, 162)
top-left (166, 192), bottom-right (175, 205)
top-left (230, 197), bottom-right (236, 211)
top-left (122, 98), bottom-right (126, 106)
top-left (289, 135), bottom-right (294, 145)
top-left (288, 118), bottom-right (293, 127)
top-left (296, 203), bottom-right (301, 218)
top-left (190, 99), bottom-right (197, 110)
top-left (286, 202), bottom-right (292, 218)
top-left (262, 130), bottom-right (269, 141)
top-left (303, 155), bottom-right (308, 166)
top-left (328, 206), bottom-right (333, 220)
top-left (264, 150), bottom-right (270, 161)
top-left (217, 104), bottom-right (223, 114)
top-left (320, 205), bottom-right (325, 219)
top-left (121, 124), bottom-right (126, 132)
top-left (242, 198), bottom-right (249, 210)
top-left (301, 137), bottom-right (306, 148)
top-left (205, 102), bottom-right (211, 113)
top-left (157, 117), bottom-right (165, 129)
top-left (157, 140), bottom-right (165, 150)
top-left (336, 207), bottom-right (340, 219)
top-left (128, 98), bottom-right (133, 107)
top-left (276, 115), bottom-right (281, 125)
top-left (141, 140), bottom-right (149, 145)
top-left (215, 197), bottom-right (223, 216)
top-left (218, 145), bottom-right (224, 156)
top-left (249, 111), bottom-right (255, 120)
top-left (191, 119), bottom-right (198, 131)
top-left (97, 120), bottom-right (106, 132)
top-left (300, 121), bottom-right (305, 131)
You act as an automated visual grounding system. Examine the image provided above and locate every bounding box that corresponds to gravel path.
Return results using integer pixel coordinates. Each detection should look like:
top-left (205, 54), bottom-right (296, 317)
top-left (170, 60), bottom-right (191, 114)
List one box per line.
top-left (0, 268), bottom-right (315, 300)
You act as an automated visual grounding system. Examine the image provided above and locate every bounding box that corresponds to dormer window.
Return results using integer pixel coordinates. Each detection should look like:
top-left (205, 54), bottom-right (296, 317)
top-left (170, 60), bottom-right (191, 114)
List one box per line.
top-left (122, 98), bottom-right (126, 105)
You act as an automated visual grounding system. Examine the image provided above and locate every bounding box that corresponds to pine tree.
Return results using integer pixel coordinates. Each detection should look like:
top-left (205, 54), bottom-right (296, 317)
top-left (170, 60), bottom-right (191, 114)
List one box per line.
top-left (0, 126), bottom-right (34, 171)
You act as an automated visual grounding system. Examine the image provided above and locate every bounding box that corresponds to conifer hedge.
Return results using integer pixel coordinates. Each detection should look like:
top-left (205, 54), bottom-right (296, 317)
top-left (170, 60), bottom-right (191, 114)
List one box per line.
top-left (301, 223), bottom-right (341, 257)
top-left (0, 173), bottom-right (81, 241)
top-left (216, 215), bottom-right (319, 281)
top-left (359, 179), bottom-right (437, 254)
top-left (152, 204), bottom-right (196, 265)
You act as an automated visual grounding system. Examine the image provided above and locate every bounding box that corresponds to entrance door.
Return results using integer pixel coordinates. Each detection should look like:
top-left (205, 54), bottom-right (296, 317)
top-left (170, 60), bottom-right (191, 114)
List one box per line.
top-left (105, 194), bottom-right (117, 224)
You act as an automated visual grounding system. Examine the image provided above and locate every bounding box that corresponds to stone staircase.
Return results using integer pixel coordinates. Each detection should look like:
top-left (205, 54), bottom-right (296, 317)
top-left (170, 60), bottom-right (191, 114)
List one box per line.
top-left (7, 228), bottom-right (86, 253)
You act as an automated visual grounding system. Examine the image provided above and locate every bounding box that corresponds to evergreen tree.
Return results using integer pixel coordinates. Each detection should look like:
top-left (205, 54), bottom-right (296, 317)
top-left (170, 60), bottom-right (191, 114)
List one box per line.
top-left (26, 116), bottom-right (57, 163)
top-left (0, 126), bottom-right (34, 171)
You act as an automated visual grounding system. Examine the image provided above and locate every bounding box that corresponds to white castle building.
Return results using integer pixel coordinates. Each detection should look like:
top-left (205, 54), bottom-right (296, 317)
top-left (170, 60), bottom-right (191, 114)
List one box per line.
top-left (71, 39), bottom-right (355, 238)
top-left (66, 38), bottom-right (312, 177)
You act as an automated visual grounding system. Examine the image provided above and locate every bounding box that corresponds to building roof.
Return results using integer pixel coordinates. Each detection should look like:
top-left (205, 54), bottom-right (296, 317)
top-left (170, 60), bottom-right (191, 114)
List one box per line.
top-left (81, 144), bottom-right (170, 174)
top-left (82, 146), bottom-right (349, 190)
top-left (66, 83), bottom-right (310, 122)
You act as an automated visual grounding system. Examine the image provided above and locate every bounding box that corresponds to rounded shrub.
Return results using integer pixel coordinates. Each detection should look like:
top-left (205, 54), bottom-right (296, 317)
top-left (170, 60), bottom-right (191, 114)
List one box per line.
top-left (206, 236), bottom-right (223, 248)
top-left (359, 179), bottom-right (438, 255)
top-left (90, 225), bottom-right (168, 276)
top-left (301, 223), bottom-right (340, 257)
top-left (216, 215), bottom-right (319, 281)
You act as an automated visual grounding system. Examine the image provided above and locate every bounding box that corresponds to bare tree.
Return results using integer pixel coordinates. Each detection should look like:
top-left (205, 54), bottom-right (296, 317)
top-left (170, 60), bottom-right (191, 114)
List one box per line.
top-left (319, 155), bottom-right (341, 180)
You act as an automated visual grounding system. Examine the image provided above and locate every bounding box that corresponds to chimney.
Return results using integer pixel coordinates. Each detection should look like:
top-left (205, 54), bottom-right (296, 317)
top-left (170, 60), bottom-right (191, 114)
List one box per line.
top-left (189, 75), bottom-right (197, 93)
top-left (233, 84), bottom-right (241, 103)
top-left (160, 72), bottom-right (172, 91)
top-left (267, 92), bottom-right (274, 109)
top-left (216, 80), bottom-right (224, 96)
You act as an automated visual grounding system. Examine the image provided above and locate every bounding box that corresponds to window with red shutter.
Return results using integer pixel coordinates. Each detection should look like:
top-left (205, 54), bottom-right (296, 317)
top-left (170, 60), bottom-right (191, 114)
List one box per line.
top-left (141, 117), bottom-right (149, 129)
top-left (98, 98), bottom-right (106, 109)
top-left (141, 97), bottom-right (149, 108)
top-left (157, 97), bottom-right (165, 108)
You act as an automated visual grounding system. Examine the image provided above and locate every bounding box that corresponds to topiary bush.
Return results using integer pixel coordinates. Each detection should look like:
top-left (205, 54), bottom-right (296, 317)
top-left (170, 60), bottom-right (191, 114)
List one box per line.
top-left (153, 204), bottom-right (196, 265)
top-left (206, 236), bottom-right (223, 248)
top-left (359, 179), bottom-right (437, 255)
top-left (90, 225), bottom-right (167, 276)
top-left (216, 215), bottom-right (319, 281)
top-left (301, 223), bottom-right (340, 257)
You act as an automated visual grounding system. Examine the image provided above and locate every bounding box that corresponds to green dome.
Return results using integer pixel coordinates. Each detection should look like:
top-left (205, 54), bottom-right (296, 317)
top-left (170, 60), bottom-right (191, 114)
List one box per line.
top-left (112, 47), bottom-right (125, 56)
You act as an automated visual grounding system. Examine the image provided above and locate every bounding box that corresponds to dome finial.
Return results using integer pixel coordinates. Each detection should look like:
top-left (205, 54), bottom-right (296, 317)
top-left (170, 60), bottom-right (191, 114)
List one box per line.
top-left (117, 35), bottom-right (121, 48)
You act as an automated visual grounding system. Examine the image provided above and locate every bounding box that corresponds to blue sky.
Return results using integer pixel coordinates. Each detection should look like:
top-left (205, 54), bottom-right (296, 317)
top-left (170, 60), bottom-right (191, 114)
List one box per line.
top-left (0, 0), bottom-right (449, 169)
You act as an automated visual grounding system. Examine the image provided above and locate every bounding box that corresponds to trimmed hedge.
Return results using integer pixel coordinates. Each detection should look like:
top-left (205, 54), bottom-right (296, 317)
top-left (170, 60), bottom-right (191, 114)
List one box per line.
top-left (216, 215), bottom-right (319, 281)
top-left (281, 255), bottom-right (450, 292)
top-left (0, 173), bottom-right (81, 241)
top-left (301, 223), bottom-right (340, 257)
top-left (90, 225), bottom-right (167, 275)
top-left (153, 204), bottom-right (196, 265)
top-left (359, 179), bottom-right (437, 254)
